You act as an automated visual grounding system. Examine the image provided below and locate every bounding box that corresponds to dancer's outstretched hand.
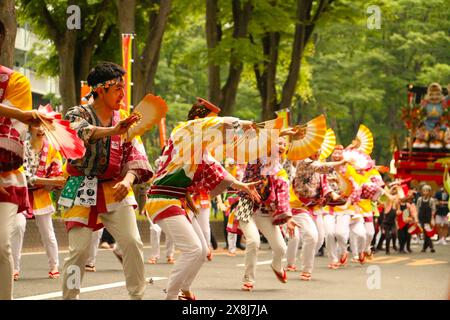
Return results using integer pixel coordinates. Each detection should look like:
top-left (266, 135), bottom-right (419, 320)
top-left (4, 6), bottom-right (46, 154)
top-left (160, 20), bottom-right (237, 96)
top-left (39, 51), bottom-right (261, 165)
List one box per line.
top-left (281, 126), bottom-right (306, 140)
top-left (232, 180), bottom-right (262, 203)
top-left (114, 114), bottom-right (140, 136)
top-left (18, 110), bottom-right (53, 127)
top-left (240, 120), bottom-right (256, 131)
top-left (286, 218), bottom-right (299, 238)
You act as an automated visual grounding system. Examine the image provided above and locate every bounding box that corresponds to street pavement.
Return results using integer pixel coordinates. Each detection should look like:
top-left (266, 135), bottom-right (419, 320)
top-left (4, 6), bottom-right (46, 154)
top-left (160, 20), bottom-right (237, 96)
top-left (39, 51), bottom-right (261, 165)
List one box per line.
top-left (13, 241), bottom-right (450, 300)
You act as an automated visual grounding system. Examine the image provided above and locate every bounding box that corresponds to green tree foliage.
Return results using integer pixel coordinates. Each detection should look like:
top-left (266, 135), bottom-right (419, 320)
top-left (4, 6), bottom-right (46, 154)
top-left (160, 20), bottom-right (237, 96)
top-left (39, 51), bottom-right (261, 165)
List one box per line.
top-left (306, 0), bottom-right (450, 164)
top-left (14, 0), bottom-right (448, 166)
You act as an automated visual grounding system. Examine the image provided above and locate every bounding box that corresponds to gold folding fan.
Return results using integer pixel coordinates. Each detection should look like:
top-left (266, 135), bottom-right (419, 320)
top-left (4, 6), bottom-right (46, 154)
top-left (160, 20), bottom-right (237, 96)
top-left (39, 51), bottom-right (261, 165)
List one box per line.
top-left (355, 124), bottom-right (374, 155)
top-left (319, 128), bottom-right (336, 160)
top-left (287, 115), bottom-right (327, 161)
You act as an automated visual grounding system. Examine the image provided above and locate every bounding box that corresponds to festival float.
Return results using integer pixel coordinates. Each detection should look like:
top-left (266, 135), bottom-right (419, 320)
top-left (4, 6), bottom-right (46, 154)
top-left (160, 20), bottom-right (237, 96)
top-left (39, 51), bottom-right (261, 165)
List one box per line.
top-left (393, 84), bottom-right (450, 188)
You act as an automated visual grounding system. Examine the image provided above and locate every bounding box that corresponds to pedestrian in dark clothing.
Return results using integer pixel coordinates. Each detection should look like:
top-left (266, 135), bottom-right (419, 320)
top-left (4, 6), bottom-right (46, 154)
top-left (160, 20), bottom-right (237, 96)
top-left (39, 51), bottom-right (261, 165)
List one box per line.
top-left (416, 185), bottom-right (437, 253)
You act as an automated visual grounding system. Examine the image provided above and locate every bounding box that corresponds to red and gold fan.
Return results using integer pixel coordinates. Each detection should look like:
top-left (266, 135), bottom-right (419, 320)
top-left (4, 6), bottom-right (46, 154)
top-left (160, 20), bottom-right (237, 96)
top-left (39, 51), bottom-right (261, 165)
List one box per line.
top-left (125, 94), bottom-right (168, 142)
top-left (286, 115), bottom-right (327, 161)
top-left (353, 124), bottom-right (374, 155)
top-left (319, 128), bottom-right (336, 160)
top-left (36, 104), bottom-right (86, 160)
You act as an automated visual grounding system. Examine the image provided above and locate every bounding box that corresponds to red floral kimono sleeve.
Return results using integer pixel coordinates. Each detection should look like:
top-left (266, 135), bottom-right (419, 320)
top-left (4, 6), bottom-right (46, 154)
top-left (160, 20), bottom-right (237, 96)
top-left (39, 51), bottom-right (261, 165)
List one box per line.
top-left (121, 136), bottom-right (154, 184)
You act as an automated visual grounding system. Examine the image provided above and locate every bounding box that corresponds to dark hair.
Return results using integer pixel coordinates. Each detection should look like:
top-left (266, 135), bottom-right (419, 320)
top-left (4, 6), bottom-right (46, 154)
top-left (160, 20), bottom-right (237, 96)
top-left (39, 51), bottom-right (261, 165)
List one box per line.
top-left (87, 62), bottom-right (125, 99)
top-left (187, 102), bottom-right (210, 120)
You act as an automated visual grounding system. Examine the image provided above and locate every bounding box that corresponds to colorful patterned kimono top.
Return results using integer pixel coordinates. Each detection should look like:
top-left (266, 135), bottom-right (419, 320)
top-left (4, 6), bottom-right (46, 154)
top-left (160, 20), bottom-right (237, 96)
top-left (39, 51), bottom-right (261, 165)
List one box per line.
top-left (0, 66), bottom-right (32, 212)
top-left (239, 158), bottom-right (292, 225)
top-left (291, 159), bottom-right (333, 213)
top-left (23, 138), bottom-right (63, 217)
top-left (59, 104), bottom-right (153, 231)
top-left (146, 117), bottom-right (241, 223)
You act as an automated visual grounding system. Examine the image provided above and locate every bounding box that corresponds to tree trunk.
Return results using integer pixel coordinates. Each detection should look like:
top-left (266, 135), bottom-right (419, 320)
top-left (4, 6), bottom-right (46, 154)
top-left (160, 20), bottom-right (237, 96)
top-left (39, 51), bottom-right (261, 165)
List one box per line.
top-left (280, 0), bottom-right (310, 109)
top-left (57, 32), bottom-right (77, 114)
top-left (0, 0), bottom-right (17, 68)
top-left (259, 32), bottom-right (280, 120)
top-left (219, 0), bottom-right (253, 116)
top-left (280, 0), bottom-right (330, 110)
top-left (75, 15), bottom-right (107, 104)
top-left (145, 42), bottom-right (162, 94)
top-left (205, 0), bottom-right (221, 105)
top-left (134, 0), bottom-right (172, 105)
top-left (116, 0), bottom-right (136, 34)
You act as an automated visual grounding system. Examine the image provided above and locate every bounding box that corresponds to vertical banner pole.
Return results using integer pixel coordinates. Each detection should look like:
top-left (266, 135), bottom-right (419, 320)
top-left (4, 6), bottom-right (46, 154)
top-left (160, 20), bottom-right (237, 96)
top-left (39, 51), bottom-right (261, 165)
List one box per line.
top-left (121, 33), bottom-right (134, 113)
top-left (159, 117), bottom-right (167, 149)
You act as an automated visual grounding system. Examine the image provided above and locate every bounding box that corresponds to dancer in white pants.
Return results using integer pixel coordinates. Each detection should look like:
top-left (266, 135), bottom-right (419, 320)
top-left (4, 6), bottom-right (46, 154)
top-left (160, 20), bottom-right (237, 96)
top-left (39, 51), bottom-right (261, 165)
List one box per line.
top-left (0, 38), bottom-right (36, 299)
top-left (286, 209), bottom-right (318, 276)
top-left (239, 210), bottom-right (291, 290)
top-left (148, 220), bottom-right (175, 264)
top-left (11, 212), bottom-right (61, 279)
top-left (291, 150), bottom-right (347, 280)
top-left (237, 136), bottom-right (299, 290)
top-left (13, 126), bottom-right (66, 279)
top-left (146, 100), bottom-right (266, 300)
top-left (10, 213), bottom-right (26, 280)
top-left (286, 206), bottom-right (322, 271)
top-left (322, 205), bottom-right (339, 269)
top-left (0, 203), bottom-right (20, 300)
top-left (335, 207), bottom-right (367, 266)
top-left (193, 195), bottom-right (213, 260)
top-left (358, 199), bottom-right (376, 260)
top-left (313, 208), bottom-right (325, 253)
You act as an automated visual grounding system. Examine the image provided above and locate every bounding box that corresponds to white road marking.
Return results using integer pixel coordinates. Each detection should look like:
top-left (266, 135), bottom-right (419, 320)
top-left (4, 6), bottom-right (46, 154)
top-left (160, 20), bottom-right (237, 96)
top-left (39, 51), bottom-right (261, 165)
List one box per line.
top-left (236, 258), bottom-right (286, 267)
top-left (15, 277), bottom-right (167, 300)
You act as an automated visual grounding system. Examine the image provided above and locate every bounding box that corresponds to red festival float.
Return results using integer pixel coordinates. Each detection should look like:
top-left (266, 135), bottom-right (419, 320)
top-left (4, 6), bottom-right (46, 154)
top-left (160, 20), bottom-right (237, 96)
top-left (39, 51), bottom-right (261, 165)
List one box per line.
top-left (394, 84), bottom-right (450, 189)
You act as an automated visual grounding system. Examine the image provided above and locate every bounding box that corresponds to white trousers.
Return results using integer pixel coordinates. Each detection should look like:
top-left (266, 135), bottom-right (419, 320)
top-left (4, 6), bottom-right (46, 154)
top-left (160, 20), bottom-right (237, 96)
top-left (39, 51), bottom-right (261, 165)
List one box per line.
top-left (364, 220), bottom-right (375, 253)
top-left (158, 214), bottom-right (208, 300)
top-left (149, 223), bottom-right (175, 259)
top-left (61, 205), bottom-right (145, 300)
top-left (86, 228), bottom-right (103, 266)
top-left (323, 214), bottom-right (338, 263)
top-left (11, 213), bottom-right (60, 272)
top-left (314, 213), bottom-right (325, 253)
top-left (349, 229), bottom-right (358, 258)
top-left (239, 213), bottom-right (287, 285)
top-left (335, 214), bottom-right (366, 256)
top-left (286, 213), bottom-right (318, 273)
top-left (10, 213), bottom-right (26, 272)
top-left (35, 214), bottom-right (59, 269)
top-left (196, 207), bottom-right (212, 247)
top-left (0, 202), bottom-right (18, 300)
top-left (227, 233), bottom-right (237, 253)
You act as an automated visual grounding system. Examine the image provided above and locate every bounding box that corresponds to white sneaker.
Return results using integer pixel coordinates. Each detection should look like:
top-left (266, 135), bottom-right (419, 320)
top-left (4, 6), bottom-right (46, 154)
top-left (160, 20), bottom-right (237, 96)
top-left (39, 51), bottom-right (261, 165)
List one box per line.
top-left (442, 239), bottom-right (447, 245)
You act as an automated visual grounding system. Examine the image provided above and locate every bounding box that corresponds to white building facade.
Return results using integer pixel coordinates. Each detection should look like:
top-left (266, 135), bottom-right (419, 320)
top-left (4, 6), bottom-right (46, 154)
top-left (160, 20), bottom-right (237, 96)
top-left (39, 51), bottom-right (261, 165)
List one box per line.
top-left (14, 25), bottom-right (60, 107)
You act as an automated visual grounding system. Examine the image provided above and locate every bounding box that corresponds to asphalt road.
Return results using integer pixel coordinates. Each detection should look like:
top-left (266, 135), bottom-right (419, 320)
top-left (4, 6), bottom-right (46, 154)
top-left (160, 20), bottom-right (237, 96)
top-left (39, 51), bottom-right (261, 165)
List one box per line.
top-left (13, 241), bottom-right (450, 300)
